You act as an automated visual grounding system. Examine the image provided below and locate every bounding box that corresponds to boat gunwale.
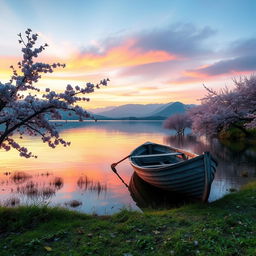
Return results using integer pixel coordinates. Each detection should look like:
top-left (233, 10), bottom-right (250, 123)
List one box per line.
top-left (129, 142), bottom-right (217, 171)
top-left (130, 152), bottom-right (204, 171)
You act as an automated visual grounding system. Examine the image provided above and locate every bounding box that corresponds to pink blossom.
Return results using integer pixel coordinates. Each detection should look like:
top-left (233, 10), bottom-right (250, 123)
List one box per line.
top-left (0, 29), bottom-right (109, 158)
top-left (189, 75), bottom-right (256, 136)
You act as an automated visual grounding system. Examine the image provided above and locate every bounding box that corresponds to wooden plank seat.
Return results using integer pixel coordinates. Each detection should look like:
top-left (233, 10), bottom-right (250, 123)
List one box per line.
top-left (141, 163), bottom-right (176, 168)
top-left (131, 152), bottom-right (184, 158)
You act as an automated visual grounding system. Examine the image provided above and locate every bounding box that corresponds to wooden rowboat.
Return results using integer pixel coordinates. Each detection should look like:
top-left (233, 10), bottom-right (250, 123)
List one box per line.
top-left (129, 142), bottom-right (217, 202)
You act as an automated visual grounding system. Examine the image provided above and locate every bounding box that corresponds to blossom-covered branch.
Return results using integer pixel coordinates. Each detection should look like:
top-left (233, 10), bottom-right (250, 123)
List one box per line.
top-left (0, 29), bottom-right (109, 158)
top-left (189, 75), bottom-right (256, 137)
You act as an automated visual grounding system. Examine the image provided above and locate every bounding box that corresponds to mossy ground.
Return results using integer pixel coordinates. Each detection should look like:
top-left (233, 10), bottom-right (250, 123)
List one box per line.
top-left (219, 127), bottom-right (256, 140)
top-left (0, 182), bottom-right (256, 256)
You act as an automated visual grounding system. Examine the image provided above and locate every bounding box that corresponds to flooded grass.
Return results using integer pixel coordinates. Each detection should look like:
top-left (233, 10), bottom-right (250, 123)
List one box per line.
top-left (77, 175), bottom-right (107, 195)
top-left (1, 171), bottom-right (109, 212)
top-left (17, 181), bottom-right (56, 200)
top-left (0, 181), bottom-right (255, 255)
top-left (89, 181), bottom-right (107, 195)
top-left (41, 187), bottom-right (56, 199)
top-left (40, 172), bottom-right (51, 177)
top-left (50, 177), bottom-right (64, 190)
top-left (10, 171), bottom-right (31, 184)
top-left (2, 197), bottom-right (20, 207)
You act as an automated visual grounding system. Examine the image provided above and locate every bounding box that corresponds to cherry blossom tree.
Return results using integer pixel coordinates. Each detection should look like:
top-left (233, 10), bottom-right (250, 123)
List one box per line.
top-left (189, 75), bottom-right (256, 137)
top-left (163, 113), bottom-right (191, 135)
top-left (0, 29), bottom-right (109, 158)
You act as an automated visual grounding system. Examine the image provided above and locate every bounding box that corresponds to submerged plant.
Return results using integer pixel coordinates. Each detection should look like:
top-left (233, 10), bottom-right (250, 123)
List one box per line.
top-left (65, 200), bottom-right (82, 208)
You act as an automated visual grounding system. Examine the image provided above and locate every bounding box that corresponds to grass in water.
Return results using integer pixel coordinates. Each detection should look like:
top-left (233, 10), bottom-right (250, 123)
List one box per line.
top-left (0, 182), bottom-right (255, 256)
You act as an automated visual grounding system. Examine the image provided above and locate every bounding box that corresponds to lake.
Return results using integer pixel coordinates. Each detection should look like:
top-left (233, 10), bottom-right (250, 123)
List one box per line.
top-left (0, 121), bottom-right (255, 215)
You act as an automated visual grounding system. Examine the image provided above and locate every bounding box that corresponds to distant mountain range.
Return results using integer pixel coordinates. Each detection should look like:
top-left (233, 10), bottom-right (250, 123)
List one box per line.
top-left (87, 102), bottom-right (194, 120)
top-left (57, 102), bottom-right (195, 120)
top-left (59, 101), bottom-right (195, 120)
top-left (93, 103), bottom-right (165, 118)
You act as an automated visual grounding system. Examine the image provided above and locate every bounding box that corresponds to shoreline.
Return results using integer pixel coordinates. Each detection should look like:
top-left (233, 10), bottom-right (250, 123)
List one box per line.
top-left (0, 181), bottom-right (255, 255)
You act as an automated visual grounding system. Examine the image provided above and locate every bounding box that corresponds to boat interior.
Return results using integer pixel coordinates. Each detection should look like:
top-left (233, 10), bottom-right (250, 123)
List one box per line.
top-left (131, 143), bottom-right (187, 168)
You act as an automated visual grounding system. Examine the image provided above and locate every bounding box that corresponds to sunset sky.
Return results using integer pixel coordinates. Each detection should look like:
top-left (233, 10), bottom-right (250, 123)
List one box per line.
top-left (0, 0), bottom-right (255, 109)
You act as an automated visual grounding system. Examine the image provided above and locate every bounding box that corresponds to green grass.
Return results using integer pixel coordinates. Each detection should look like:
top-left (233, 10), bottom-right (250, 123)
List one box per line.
top-left (0, 182), bottom-right (256, 256)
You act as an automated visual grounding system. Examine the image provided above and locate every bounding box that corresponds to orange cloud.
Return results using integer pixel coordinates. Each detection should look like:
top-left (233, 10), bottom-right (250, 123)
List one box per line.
top-left (140, 86), bottom-right (159, 91)
top-left (166, 63), bottom-right (225, 85)
top-left (166, 71), bottom-right (211, 85)
top-left (0, 38), bottom-right (177, 85)
top-left (66, 39), bottom-right (177, 71)
top-left (172, 69), bottom-right (253, 85)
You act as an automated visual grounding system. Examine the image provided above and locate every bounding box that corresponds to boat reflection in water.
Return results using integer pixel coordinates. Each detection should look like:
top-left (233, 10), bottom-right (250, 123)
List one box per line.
top-left (129, 172), bottom-right (193, 210)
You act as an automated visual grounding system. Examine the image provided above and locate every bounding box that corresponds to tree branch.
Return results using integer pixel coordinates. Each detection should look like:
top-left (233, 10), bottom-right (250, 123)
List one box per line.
top-left (0, 105), bottom-right (53, 145)
top-left (25, 123), bottom-right (45, 137)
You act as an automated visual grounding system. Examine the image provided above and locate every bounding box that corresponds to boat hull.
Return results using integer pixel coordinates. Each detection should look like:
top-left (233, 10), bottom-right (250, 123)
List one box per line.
top-left (129, 142), bottom-right (217, 202)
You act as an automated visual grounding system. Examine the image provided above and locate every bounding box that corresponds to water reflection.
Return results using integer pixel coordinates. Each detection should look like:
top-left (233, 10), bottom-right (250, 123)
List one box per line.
top-left (55, 120), bottom-right (175, 135)
top-left (129, 172), bottom-right (193, 210)
top-left (164, 135), bottom-right (256, 201)
top-left (0, 121), bottom-right (255, 214)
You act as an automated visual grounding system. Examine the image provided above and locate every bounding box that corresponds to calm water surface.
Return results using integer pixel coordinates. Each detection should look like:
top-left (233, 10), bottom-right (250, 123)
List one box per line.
top-left (0, 121), bottom-right (255, 214)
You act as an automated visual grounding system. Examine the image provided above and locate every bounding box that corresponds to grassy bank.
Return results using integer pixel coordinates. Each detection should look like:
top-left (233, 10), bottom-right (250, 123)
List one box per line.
top-left (0, 183), bottom-right (256, 256)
